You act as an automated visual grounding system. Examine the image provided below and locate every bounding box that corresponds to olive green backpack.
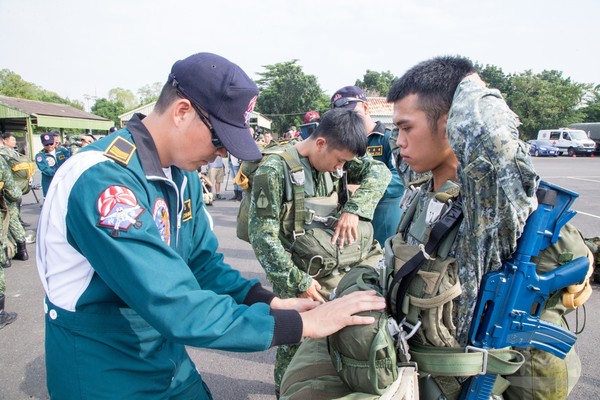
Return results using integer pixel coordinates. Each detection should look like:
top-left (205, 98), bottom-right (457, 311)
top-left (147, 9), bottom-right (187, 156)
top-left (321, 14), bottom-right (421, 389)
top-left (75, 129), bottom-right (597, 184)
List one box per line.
top-left (328, 264), bottom-right (398, 395)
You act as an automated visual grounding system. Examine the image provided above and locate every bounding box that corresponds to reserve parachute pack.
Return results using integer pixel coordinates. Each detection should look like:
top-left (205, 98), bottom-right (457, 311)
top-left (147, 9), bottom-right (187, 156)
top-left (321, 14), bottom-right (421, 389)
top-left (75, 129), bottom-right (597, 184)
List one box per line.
top-left (234, 143), bottom-right (374, 290)
top-left (0, 152), bottom-right (35, 195)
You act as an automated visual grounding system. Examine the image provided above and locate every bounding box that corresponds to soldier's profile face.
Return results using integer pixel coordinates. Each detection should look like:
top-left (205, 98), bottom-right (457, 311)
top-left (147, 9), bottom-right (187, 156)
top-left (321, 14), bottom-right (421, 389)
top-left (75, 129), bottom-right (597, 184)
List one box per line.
top-left (311, 140), bottom-right (354, 173)
top-left (392, 93), bottom-right (452, 174)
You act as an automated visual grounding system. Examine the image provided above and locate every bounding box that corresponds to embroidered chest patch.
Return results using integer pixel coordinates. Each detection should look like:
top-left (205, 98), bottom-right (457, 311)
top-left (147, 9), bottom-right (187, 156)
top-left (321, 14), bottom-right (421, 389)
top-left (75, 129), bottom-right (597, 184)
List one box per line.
top-left (152, 198), bottom-right (171, 245)
top-left (46, 155), bottom-right (56, 167)
top-left (97, 185), bottom-right (144, 237)
top-left (367, 145), bottom-right (383, 157)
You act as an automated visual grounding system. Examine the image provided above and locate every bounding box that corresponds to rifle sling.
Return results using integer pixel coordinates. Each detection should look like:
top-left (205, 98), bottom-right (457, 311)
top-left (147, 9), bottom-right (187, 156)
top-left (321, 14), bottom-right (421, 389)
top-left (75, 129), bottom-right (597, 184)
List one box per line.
top-left (387, 195), bottom-right (464, 322)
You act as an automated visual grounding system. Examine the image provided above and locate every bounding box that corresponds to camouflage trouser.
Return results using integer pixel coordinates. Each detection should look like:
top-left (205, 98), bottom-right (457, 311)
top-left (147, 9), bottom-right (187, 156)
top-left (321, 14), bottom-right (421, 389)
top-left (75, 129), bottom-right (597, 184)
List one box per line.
top-left (0, 264), bottom-right (5, 296)
top-left (275, 343), bottom-right (300, 392)
top-left (7, 202), bottom-right (25, 243)
top-left (584, 237), bottom-right (600, 283)
top-left (0, 210), bottom-right (7, 267)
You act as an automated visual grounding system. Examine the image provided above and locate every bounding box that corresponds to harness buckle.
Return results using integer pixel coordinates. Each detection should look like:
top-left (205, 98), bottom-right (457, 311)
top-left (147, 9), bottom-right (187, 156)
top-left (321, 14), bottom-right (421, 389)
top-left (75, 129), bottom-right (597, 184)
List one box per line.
top-left (290, 169), bottom-right (305, 186)
top-left (465, 346), bottom-right (489, 375)
top-left (399, 185), bottom-right (421, 210)
top-left (311, 214), bottom-right (338, 228)
top-left (400, 318), bottom-right (422, 340)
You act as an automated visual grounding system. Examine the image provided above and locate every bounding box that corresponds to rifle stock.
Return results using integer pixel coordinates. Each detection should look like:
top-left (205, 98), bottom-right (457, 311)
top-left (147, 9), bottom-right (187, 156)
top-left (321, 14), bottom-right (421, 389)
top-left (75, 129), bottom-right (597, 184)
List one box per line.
top-left (460, 181), bottom-right (589, 400)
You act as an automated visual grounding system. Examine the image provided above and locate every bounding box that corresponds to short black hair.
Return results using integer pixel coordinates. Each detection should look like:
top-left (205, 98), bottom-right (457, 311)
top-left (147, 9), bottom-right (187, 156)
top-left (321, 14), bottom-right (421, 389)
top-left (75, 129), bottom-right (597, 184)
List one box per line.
top-left (154, 81), bottom-right (179, 114)
top-left (310, 108), bottom-right (367, 157)
top-left (1, 132), bottom-right (15, 140)
top-left (387, 56), bottom-right (476, 130)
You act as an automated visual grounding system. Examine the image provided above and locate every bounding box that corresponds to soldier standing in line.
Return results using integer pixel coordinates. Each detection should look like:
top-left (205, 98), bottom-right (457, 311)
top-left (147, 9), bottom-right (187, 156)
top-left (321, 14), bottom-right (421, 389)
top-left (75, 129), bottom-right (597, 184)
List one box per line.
top-left (0, 155), bottom-right (21, 328)
top-left (0, 133), bottom-right (29, 261)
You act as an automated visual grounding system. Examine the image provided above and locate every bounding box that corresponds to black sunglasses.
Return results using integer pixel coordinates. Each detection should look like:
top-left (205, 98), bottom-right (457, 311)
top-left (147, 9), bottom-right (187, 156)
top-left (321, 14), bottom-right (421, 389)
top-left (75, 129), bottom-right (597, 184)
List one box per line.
top-left (331, 97), bottom-right (366, 109)
top-left (172, 79), bottom-right (224, 148)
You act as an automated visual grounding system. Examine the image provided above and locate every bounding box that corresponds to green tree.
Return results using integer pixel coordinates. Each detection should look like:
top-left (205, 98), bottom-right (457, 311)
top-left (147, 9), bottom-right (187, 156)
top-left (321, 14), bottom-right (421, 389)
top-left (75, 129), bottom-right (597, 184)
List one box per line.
top-left (506, 70), bottom-right (586, 139)
top-left (355, 70), bottom-right (397, 97)
top-left (476, 63), bottom-right (511, 95)
top-left (91, 98), bottom-right (125, 126)
top-left (580, 86), bottom-right (600, 122)
top-left (0, 69), bottom-right (84, 110)
top-left (108, 88), bottom-right (137, 111)
top-left (138, 82), bottom-right (163, 106)
top-left (255, 60), bottom-right (329, 134)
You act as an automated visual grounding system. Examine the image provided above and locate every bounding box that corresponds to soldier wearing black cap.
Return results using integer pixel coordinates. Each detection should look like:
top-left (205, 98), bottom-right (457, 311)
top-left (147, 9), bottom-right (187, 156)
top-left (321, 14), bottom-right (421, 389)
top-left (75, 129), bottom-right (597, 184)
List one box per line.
top-left (36, 52), bottom-right (385, 399)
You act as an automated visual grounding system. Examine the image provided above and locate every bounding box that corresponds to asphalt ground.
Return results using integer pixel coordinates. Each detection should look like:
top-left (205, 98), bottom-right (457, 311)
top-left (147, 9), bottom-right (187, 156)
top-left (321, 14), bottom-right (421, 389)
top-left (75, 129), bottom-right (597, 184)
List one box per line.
top-left (0, 156), bottom-right (599, 400)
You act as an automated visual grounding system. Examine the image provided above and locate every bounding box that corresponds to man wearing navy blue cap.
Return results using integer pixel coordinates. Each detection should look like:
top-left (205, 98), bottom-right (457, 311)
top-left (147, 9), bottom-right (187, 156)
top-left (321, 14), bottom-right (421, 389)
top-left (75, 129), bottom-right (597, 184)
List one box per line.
top-left (35, 131), bottom-right (69, 197)
top-left (36, 52), bottom-right (385, 399)
top-left (331, 86), bottom-right (405, 246)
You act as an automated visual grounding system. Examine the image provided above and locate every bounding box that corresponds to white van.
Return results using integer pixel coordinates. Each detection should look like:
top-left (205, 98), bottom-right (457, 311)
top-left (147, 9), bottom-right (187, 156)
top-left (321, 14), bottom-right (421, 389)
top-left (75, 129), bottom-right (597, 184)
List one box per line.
top-left (537, 128), bottom-right (596, 156)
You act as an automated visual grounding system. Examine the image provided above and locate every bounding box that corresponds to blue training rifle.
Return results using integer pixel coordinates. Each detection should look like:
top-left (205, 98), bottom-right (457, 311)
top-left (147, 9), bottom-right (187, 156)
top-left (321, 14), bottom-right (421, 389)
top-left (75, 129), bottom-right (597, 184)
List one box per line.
top-left (459, 180), bottom-right (590, 399)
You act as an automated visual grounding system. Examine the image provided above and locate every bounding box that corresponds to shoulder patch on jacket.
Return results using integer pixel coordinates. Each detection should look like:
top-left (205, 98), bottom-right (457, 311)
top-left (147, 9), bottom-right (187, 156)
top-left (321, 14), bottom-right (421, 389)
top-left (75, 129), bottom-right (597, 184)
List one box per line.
top-left (97, 185), bottom-right (144, 237)
top-left (103, 137), bottom-right (136, 166)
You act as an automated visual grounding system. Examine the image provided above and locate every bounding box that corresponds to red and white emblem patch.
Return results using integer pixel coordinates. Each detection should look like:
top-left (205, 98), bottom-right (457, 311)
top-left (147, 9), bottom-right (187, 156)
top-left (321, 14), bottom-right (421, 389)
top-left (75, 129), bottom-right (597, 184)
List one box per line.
top-left (152, 198), bottom-right (170, 245)
top-left (244, 95), bottom-right (257, 126)
top-left (97, 186), bottom-right (144, 236)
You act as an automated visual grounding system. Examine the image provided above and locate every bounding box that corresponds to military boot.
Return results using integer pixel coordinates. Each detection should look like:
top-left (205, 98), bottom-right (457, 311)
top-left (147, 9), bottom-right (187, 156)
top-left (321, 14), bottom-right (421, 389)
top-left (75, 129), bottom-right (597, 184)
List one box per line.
top-left (0, 295), bottom-right (18, 329)
top-left (13, 241), bottom-right (29, 261)
top-left (2, 249), bottom-right (11, 268)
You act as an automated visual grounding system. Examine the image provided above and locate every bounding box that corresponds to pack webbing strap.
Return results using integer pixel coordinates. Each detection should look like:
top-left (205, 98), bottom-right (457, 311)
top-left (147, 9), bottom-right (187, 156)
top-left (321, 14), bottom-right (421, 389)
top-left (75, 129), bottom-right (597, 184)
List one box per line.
top-left (409, 344), bottom-right (525, 377)
top-left (386, 196), bottom-right (464, 322)
top-left (280, 147), bottom-right (306, 237)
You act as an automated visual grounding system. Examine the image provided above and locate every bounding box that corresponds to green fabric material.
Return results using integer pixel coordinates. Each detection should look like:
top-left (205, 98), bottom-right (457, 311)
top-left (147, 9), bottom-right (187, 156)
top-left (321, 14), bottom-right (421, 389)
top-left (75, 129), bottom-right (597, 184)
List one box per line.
top-left (328, 265), bottom-right (397, 395)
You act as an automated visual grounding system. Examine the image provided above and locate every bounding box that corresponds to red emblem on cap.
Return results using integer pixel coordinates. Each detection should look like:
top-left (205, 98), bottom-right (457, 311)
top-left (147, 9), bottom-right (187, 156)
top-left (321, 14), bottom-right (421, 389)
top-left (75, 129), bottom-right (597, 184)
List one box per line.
top-left (244, 96), bottom-right (257, 126)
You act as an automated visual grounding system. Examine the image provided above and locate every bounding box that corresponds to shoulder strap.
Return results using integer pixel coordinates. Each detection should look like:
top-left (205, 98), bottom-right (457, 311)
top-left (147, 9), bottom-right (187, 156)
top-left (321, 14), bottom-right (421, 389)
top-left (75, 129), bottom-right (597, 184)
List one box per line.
top-left (279, 147), bottom-right (306, 238)
top-left (387, 195), bottom-right (464, 322)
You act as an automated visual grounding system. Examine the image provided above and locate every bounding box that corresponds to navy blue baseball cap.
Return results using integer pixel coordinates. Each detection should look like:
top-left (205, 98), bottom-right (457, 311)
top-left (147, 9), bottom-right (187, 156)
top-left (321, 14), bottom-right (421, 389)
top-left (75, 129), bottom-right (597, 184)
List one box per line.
top-left (41, 133), bottom-right (54, 145)
top-left (168, 52), bottom-right (262, 161)
top-left (330, 86), bottom-right (367, 110)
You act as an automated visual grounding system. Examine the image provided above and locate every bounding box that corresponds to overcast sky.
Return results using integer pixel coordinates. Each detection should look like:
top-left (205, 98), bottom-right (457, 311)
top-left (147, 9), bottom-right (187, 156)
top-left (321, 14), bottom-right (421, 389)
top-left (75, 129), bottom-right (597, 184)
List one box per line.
top-left (2, 0), bottom-right (598, 109)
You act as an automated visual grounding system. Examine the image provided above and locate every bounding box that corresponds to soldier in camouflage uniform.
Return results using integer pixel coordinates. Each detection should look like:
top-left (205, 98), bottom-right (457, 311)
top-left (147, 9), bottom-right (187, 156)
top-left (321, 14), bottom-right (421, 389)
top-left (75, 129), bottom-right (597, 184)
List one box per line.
top-left (247, 108), bottom-right (391, 395)
top-left (386, 56), bottom-right (540, 396)
top-left (0, 156), bottom-right (20, 328)
top-left (0, 134), bottom-right (30, 262)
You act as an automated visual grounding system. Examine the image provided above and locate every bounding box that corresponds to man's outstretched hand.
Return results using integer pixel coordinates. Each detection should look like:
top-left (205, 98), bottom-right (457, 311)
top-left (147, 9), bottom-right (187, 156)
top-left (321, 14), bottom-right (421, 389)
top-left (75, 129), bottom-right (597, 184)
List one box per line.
top-left (300, 290), bottom-right (385, 338)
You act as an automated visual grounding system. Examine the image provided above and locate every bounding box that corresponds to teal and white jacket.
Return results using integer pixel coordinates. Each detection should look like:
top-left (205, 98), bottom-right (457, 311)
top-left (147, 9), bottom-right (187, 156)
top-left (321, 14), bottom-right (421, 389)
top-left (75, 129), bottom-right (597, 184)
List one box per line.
top-left (36, 114), bottom-right (301, 398)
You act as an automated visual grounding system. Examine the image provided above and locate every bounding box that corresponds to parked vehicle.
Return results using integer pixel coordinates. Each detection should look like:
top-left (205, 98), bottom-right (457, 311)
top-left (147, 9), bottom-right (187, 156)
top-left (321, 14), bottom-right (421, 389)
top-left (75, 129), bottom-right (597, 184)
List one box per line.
top-left (537, 128), bottom-right (596, 156)
top-left (527, 140), bottom-right (559, 157)
top-left (569, 123), bottom-right (600, 155)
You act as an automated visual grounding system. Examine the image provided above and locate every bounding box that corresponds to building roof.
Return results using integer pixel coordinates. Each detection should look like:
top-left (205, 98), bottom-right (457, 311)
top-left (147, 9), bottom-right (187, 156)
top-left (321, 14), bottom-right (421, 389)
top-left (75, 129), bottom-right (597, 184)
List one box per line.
top-left (0, 95), bottom-right (108, 121)
top-left (367, 97), bottom-right (393, 125)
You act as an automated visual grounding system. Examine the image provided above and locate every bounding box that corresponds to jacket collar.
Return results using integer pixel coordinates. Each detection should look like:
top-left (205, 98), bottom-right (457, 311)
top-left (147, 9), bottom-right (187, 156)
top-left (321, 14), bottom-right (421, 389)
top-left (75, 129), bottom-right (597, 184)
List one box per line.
top-left (127, 113), bottom-right (167, 178)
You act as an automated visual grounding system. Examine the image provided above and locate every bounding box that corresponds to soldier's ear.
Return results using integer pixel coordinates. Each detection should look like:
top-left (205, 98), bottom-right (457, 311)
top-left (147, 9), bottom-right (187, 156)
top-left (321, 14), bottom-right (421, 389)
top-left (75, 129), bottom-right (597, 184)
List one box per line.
top-left (438, 114), bottom-right (448, 137)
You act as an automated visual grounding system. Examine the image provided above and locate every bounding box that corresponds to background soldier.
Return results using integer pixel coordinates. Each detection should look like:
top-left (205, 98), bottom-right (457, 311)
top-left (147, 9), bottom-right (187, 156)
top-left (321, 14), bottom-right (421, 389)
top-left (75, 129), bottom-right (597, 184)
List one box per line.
top-left (248, 108), bottom-right (391, 395)
top-left (0, 155), bottom-right (21, 328)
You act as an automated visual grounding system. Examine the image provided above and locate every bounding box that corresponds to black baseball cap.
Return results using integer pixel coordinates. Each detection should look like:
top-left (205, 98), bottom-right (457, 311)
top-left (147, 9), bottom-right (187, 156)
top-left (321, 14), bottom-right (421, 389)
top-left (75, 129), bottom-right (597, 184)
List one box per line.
top-left (168, 53), bottom-right (262, 161)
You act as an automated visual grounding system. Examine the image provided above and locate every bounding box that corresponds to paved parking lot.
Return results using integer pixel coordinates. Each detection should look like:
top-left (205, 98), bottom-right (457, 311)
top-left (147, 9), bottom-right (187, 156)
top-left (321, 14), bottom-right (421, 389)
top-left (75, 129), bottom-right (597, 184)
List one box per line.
top-left (0, 156), bottom-right (598, 399)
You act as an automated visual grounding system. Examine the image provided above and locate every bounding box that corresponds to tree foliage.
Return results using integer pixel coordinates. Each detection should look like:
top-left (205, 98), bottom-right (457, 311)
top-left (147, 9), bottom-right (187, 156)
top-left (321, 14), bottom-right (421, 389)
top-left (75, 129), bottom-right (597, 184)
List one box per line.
top-left (91, 98), bottom-right (125, 126)
top-left (580, 86), bottom-right (600, 122)
top-left (506, 70), bottom-right (586, 139)
top-left (138, 82), bottom-right (163, 107)
top-left (108, 87), bottom-right (137, 111)
top-left (355, 70), bottom-right (397, 97)
top-left (254, 60), bottom-right (329, 134)
top-left (0, 68), bottom-right (84, 110)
